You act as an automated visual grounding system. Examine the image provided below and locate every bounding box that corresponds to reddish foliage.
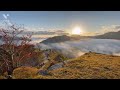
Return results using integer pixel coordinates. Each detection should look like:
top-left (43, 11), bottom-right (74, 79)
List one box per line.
top-left (0, 24), bottom-right (37, 75)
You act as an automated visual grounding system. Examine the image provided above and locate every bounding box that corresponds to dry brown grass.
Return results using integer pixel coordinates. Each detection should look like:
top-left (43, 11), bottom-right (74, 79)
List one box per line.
top-left (45, 52), bottom-right (120, 79)
top-left (0, 75), bottom-right (5, 79)
top-left (1, 52), bottom-right (120, 79)
top-left (13, 66), bottom-right (39, 79)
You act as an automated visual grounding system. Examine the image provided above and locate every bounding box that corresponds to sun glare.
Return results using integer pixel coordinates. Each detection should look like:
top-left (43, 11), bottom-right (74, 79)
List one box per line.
top-left (72, 27), bottom-right (82, 35)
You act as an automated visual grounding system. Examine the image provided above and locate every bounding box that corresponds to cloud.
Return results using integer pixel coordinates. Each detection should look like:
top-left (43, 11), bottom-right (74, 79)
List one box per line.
top-left (3, 14), bottom-right (7, 19)
top-left (2, 14), bottom-right (12, 26)
top-left (98, 25), bottom-right (120, 34)
top-left (38, 39), bottom-right (120, 58)
top-left (6, 14), bottom-right (9, 17)
top-left (25, 26), bottom-right (69, 35)
top-left (34, 30), bottom-right (69, 36)
top-left (2, 14), bottom-right (10, 20)
top-left (34, 31), bottom-right (56, 35)
top-left (11, 26), bottom-right (68, 44)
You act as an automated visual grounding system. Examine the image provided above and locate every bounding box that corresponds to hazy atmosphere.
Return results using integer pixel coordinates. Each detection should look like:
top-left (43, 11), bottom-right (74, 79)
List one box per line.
top-left (0, 11), bottom-right (120, 79)
top-left (1, 11), bottom-right (120, 43)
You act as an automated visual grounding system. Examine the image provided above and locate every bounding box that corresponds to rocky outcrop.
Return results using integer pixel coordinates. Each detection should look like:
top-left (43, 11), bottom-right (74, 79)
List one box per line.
top-left (38, 70), bottom-right (50, 76)
top-left (48, 62), bottom-right (65, 71)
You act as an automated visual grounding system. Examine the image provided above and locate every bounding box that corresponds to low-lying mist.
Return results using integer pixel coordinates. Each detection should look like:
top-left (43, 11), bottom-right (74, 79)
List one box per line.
top-left (37, 39), bottom-right (120, 58)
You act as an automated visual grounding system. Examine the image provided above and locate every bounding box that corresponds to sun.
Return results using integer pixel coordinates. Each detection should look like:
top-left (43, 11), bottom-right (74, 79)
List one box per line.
top-left (72, 27), bottom-right (82, 35)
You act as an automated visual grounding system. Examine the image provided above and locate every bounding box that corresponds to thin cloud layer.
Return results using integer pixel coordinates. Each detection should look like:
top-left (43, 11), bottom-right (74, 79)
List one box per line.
top-left (38, 39), bottom-right (120, 58)
top-left (98, 25), bottom-right (120, 35)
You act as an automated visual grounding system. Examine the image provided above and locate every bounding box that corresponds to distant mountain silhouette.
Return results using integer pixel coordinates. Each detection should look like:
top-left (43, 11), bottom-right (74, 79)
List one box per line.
top-left (40, 35), bottom-right (90, 44)
top-left (40, 31), bottom-right (120, 44)
top-left (93, 31), bottom-right (120, 39)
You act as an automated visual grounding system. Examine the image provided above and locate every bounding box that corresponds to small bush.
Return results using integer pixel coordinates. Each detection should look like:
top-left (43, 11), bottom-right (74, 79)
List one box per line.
top-left (13, 66), bottom-right (38, 79)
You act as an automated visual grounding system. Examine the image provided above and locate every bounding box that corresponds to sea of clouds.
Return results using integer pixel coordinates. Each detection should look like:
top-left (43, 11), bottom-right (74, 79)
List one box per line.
top-left (38, 39), bottom-right (120, 58)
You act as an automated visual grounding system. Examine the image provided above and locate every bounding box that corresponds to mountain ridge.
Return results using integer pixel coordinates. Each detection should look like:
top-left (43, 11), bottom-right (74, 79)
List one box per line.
top-left (40, 31), bottom-right (120, 44)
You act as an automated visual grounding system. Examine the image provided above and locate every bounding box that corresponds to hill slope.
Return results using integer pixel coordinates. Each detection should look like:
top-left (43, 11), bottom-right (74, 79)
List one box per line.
top-left (5, 52), bottom-right (120, 79)
top-left (40, 31), bottom-right (120, 44)
top-left (40, 35), bottom-right (90, 44)
top-left (93, 31), bottom-right (120, 39)
top-left (35, 52), bottom-right (120, 79)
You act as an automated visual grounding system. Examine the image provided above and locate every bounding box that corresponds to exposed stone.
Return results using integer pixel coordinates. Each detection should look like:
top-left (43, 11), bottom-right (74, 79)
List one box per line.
top-left (48, 62), bottom-right (64, 71)
top-left (38, 70), bottom-right (49, 76)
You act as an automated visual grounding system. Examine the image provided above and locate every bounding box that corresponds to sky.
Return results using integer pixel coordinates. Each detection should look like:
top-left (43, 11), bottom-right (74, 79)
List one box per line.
top-left (0, 11), bottom-right (120, 36)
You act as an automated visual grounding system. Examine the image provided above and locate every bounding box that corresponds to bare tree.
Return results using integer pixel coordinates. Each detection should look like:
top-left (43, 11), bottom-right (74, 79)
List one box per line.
top-left (0, 23), bottom-right (37, 78)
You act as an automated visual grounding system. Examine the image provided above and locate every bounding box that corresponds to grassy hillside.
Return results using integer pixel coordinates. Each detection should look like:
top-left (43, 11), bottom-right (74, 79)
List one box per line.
top-left (36, 52), bottom-right (120, 79)
top-left (6, 52), bottom-right (120, 79)
top-left (40, 31), bottom-right (120, 45)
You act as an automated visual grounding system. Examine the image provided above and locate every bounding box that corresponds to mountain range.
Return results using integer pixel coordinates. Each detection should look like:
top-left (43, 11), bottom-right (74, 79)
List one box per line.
top-left (93, 31), bottom-right (120, 39)
top-left (40, 31), bottom-right (120, 44)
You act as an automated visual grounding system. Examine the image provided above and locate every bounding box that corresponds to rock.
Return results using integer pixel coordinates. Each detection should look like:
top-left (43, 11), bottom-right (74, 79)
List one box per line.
top-left (48, 62), bottom-right (64, 71)
top-left (38, 70), bottom-right (49, 76)
top-left (6, 75), bottom-right (12, 79)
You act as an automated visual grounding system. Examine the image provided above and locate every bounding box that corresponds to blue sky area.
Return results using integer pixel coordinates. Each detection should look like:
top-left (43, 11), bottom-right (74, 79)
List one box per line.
top-left (0, 11), bottom-right (120, 33)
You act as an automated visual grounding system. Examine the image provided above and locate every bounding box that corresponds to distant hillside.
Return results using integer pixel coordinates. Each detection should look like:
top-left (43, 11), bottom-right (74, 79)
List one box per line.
top-left (41, 35), bottom-right (71, 44)
top-left (93, 31), bottom-right (120, 39)
top-left (40, 31), bottom-right (120, 44)
top-left (40, 35), bottom-right (90, 44)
